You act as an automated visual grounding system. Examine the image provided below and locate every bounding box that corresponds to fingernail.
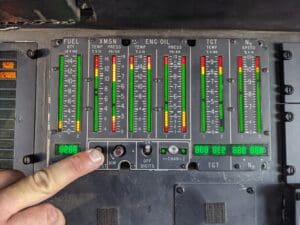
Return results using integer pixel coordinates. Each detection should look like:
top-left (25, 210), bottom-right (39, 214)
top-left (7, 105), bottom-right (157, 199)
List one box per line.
top-left (88, 149), bottom-right (103, 163)
top-left (47, 207), bottom-right (59, 224)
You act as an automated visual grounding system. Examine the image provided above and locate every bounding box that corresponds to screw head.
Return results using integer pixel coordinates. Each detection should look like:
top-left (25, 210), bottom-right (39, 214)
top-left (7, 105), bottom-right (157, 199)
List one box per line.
top-left (180, 164), bottom-right (186, 169)
top-left (283, 50), bottom-right (293, 60)
top-left (176, 186), bottom-right (185, 194)
top-left (26, 49), bottom-right (36, 59)
top-left (121, 39), bottom-right (131, 46)
top-left (246, 187), bottom-right (255, 194)
top-left (53, 39), bottom-right (62, 47)
top-left (285, 112), bottom-right (294, 122)
top-left (187, 39), bottom-right (196, 47)
top-left (284, 85), bottom-right (294, 95)
top-left (286, 165), bottom-right (296, 176)
top-left (234, 163), bottom-right (240, 169)
top-left (261, 162), bottom-right (268, 170)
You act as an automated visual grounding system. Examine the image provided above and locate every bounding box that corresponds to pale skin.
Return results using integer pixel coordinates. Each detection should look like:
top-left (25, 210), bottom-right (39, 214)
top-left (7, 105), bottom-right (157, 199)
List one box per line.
top-left (0, 149), bottom-right (104, 225)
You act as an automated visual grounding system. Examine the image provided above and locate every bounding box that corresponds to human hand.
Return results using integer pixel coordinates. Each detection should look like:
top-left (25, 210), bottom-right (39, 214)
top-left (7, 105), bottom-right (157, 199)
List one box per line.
top-left (0, 149), bottom-right (104, 225)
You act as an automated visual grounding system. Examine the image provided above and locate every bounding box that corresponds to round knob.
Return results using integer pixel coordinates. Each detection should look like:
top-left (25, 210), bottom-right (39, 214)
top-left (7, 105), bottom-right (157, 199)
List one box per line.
top-left (168, 145), bottom-right (179, 155)
top-left (112, 145), bottom-right (126, 158)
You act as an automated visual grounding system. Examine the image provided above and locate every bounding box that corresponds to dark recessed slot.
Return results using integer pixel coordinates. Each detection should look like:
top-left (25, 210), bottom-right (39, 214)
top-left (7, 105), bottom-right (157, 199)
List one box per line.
top-left (0, 159), bottom-right (13, 169)
top-left (0, 51), bottom-right (17, 59)
top-left (0, 90), bottom-right (15, 98)
top-left (0, 110), bottom-right (15, 119)
top-left (0, 130), bottom-right (14, 139)
top-left (0, 80), bottom-right (16, 89)
top-left (0, 120), bottom-right (15, 129)
top-left (0, 100), bottom-right (15, 108)
top-left (0, 140), bottom-right (14, 149)
top-left (0, 150), bottom-right (13, 159)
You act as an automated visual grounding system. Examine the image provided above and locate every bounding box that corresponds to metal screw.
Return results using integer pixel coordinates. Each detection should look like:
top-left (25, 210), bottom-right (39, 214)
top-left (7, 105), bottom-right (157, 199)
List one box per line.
top-left (23, 154), bottom-right (38, 164)
top-left (286, 165), bottom-right (295, 176)
top-left (121, 39), bottom-right (131, 46)
top-left (234, 163), bottom-right (240, 169)
top-left (27, 49), bottom-right (36, 59)
top-left (263, 130), bottom-right (270, 136)
top-left (180, 164), bottom-right (186, 169)
top-left (227, 107), bottom-right (233, 112)
top-left (230, 39), bottom-right (236, 44)
top-left (283, 50), bottom-right (292, 60)
top-left (261, 162), bottom-right (268, 170)
top-left (176, 186), bottom-right (185, 194)
top-left (284, 85), bottom-right (294, 95)
top-left (227, 78), bottom-right (234, 83)
top-left (246, 187), bottom-right (255, 194)
top-left (187, 39), bottom-right (196, 47)
top-left (54, 39), bottom-right (62, 47)
top-left (285, 112), bottom-right (294, 122)
top-left (262, 68), bottom-right (268, 73)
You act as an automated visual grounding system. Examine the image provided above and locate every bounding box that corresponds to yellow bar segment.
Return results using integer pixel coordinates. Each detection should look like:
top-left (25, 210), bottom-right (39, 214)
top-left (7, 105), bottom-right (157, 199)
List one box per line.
top-left (112, 64), bottom-right (116, 82)
top-left (95, 68), bottom-right (99, 77)
top-left (76, 121), bottom-right (80, 132)
top-left (164, 111), bottom-right (169, 126)
top-left (182, 111), bottom-right (186, 126)
top-left (201, 67), bottom-right (205, 75)
top-left (58, 121), bottom-right (63, 130)
top-left (219, 67), bottom-right (223, 75)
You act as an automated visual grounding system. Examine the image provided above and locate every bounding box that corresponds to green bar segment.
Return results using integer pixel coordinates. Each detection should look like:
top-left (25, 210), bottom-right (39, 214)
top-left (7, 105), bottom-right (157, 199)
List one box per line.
top-left (147, 56), bottom-right (152, 132)
top-left (93, 55), bottom-right (99, 132)
top-left (255, 56), bottom-right (262, 133)
top-left (76, 55), bottom-right (82, 132)
top-left (58, 55), bottom-right (64, 130)
top-left (237, 56), bottom-right (245, 133)
top-left (218, 56), bottom-right (224, 133)
top-left (163, 56), bottom-right (169, 133)
top-left (200, 56), bottom-right (207, 133)
top-left (181, 56), bottom-right (187, 133)
top-left (129, 56), bottom-right (134, 132)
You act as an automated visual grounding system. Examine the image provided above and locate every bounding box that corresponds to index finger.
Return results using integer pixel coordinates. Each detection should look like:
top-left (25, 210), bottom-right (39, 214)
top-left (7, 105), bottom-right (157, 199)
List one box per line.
top-left (0, 149), bottom-right (104, 219)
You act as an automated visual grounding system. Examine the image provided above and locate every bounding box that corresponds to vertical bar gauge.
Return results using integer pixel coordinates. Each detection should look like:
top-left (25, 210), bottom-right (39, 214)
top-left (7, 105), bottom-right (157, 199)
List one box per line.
top-left (129, 55), bottom-right (134, 133)
top-left (111, 55), bottom-right (117, 133)
top-left (237, 56), bottom-right (245, 133)
top-left (218, 56), bottom-right (224, 133)
top-left (163, 56), bottom-right (169, 133)
top-left (255, 56), bottom-right (262, 133)
top-left (76, 54), bottom-right (82, 133)
top-left (181, 56), bottom-right (187, 133)
top-left (200, 56), bottom-right (206, 133)
top-left (58, 55), bottom-right (64, 131)
top-left (147, 55), bottom-right (152, 133)
top-left (93, 55), bottom-right (99, 132)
